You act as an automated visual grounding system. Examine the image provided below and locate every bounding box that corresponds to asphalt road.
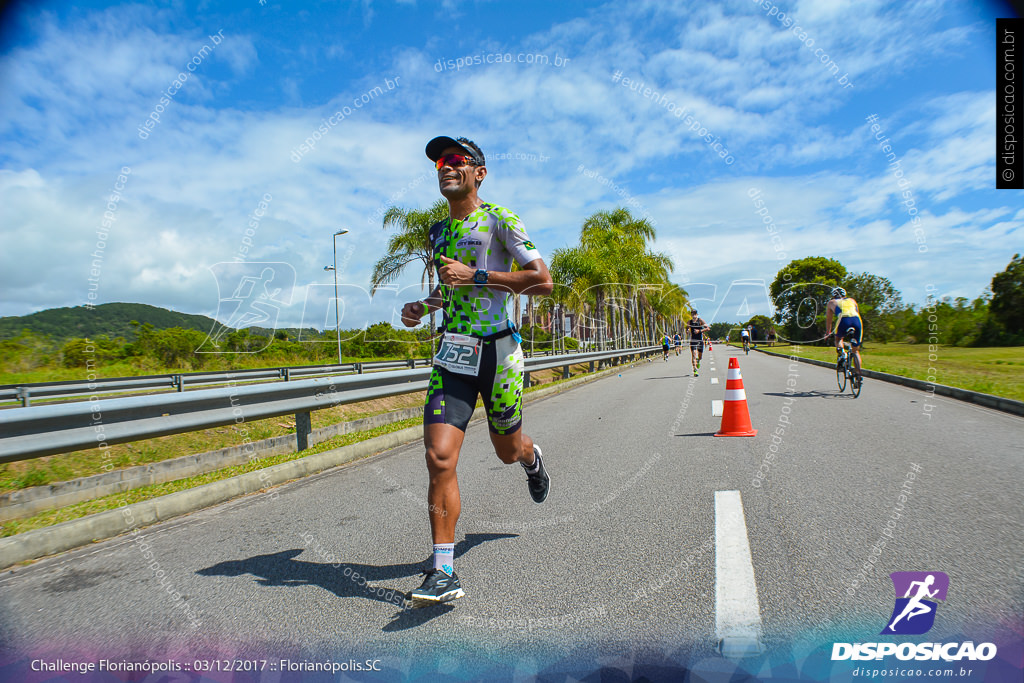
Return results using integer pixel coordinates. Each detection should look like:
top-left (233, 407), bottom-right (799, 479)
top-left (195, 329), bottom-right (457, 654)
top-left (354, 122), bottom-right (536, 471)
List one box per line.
top-left (1, 345), bottom-right (1021, 681)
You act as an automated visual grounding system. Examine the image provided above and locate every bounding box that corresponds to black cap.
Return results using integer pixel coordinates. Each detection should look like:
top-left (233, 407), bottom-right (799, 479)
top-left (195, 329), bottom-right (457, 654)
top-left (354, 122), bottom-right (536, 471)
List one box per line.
top-left (425, 136), bottom-right (485, 166)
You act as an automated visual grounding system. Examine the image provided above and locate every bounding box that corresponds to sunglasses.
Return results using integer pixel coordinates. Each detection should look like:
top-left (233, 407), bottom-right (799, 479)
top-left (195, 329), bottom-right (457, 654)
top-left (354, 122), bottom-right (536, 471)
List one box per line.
top-left (435, 153), bottom-right (477, 170)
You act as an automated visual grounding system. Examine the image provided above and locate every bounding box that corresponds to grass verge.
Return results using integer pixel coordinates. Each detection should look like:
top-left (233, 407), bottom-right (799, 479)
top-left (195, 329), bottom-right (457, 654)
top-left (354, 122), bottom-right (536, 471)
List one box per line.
top-left (0, 417), bottom-right (421, 538)
top-left (759, 343), bottom-right (1024, 402)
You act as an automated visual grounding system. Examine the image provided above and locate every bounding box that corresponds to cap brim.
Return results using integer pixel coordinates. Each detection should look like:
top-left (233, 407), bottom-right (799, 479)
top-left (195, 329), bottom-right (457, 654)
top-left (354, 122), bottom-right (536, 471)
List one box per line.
top-left (425, 136), bottom-right (467, 162)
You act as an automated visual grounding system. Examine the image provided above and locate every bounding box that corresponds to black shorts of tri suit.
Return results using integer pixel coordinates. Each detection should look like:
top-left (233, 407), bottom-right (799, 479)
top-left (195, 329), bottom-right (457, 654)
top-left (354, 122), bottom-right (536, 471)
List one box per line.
top-left (424, 334), bottom-right (524, 435)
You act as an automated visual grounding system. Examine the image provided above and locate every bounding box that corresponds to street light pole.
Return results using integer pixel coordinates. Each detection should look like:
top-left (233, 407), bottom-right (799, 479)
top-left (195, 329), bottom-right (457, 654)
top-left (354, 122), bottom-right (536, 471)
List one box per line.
top-left (331, 229), bottom-right (348, 365)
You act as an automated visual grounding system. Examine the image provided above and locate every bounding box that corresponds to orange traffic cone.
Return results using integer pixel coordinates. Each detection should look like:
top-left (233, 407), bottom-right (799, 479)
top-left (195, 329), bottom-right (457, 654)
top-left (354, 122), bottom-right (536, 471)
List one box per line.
top-left (714, 357), bottom-right (757, 437)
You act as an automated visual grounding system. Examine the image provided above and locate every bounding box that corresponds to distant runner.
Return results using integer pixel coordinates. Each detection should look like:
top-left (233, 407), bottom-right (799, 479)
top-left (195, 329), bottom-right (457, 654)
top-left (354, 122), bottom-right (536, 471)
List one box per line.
top-left (687, 311), bottom-right (709, 376)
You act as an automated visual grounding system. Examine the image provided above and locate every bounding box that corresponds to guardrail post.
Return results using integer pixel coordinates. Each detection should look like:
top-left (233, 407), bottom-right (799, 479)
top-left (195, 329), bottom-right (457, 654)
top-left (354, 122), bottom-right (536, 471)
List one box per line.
top-left (562, 364), bottom-right (570, 379)
top-left (407, 359), bottom-right (415, 369)
top-left (523, 372), bottom-right (531, 389)
top-left (295, 411), bottom-right (312, 451)
top-left (173, 375), bottom-right (184, 392)
top-left (283, 368), bottom-right (291, 381)
top-left (16, 387), bottom-right (30, 407)
top-left (355, 363), bottom-right (363, 374)
top-left (589, 361), bottom-right (595, 373)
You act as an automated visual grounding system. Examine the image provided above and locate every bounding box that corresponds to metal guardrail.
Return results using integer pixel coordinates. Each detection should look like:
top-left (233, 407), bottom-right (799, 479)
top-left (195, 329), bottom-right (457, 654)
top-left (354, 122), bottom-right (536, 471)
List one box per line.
top-left (0, 349), bottom-right (593, 406)
top-left (0, 346), bottom-right (658, 463)
top-left (0, 359), bottom-right (438, 406)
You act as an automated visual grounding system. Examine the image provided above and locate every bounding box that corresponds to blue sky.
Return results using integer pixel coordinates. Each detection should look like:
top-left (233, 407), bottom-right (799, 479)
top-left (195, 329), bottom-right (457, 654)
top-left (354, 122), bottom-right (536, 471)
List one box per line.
top-left (1, 0), bottom-right (1021, 331)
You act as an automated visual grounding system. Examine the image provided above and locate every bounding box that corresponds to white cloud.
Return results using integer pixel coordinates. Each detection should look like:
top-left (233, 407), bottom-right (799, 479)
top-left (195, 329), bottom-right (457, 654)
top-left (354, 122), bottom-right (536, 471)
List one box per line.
top-left (0, 0), bottom-right (1013, 333)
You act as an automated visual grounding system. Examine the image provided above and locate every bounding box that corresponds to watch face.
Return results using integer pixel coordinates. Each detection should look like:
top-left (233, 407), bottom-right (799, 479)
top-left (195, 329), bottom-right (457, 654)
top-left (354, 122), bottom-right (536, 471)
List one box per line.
top-left (474, 269), bottom-right (487, 284)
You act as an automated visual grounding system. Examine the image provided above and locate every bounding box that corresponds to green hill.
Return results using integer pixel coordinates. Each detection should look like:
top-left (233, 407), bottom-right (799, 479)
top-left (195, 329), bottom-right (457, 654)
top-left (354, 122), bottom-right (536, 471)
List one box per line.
top-left (0, 303), bottom-right (223, 342)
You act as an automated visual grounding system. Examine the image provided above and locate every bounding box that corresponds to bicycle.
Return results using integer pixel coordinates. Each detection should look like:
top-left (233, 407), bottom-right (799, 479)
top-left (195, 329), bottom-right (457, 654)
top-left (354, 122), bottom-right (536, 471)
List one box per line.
top-left (835, 329), bottom-right (862, 398)
top-left (742, 337), bottom-right (750, 355)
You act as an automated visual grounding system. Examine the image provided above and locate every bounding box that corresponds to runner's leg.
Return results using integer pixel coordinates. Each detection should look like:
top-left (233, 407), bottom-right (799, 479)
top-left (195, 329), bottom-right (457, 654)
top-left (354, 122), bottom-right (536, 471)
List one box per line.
top-left (424, 423), bottom-right (465, 544)
top-left (491, 429), bottom-right (534, 466)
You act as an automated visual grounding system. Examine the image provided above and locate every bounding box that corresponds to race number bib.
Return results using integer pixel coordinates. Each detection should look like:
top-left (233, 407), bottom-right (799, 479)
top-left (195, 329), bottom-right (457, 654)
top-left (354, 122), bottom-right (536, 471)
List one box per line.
top-left (433, 332), bottom-right (482, 376)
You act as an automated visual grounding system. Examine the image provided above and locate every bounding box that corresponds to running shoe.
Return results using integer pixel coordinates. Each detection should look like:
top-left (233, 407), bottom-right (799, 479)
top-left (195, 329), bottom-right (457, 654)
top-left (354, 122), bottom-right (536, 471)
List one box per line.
top-left (408, 568), bottom-right (464, 604)
top-left (523, 444), bottom-right (550, 503)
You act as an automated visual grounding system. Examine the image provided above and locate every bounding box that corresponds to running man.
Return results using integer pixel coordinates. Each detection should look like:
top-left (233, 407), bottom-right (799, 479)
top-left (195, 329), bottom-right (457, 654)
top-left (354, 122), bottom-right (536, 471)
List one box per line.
top-left (886, 574), bottom-right (940, 632)
top-left (399, 136), bottom-right (553, 604)
top-left (824, 286), bottom-right (863, 385)
top-left (673, 332), bottom-right (682, 356)
top-left (662, 334), bottom-right (671, 361)
top-left (687, 310), bottom-right (709, 376)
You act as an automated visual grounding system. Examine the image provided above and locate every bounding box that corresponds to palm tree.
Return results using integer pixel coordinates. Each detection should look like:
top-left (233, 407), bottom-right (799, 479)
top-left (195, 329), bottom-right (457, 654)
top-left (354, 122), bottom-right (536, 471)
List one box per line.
top-left (370, 198), bottom-right (449, 347)
top-left (550, 243), bottom-right (611, 349)
top-left (575, 208), bottom-right (677, 349)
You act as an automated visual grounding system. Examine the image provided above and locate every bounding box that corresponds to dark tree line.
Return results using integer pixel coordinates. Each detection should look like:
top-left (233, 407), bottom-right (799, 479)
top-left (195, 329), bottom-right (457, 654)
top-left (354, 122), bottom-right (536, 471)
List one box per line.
top-left (766, 254), bottom-right (1023, 346)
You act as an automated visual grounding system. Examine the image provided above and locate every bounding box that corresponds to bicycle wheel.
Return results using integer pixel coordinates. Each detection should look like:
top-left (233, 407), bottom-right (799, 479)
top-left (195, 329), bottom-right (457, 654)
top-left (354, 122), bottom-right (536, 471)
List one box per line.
top-left (851, 369), bottom-right (862, 398)
top-left (836, 360), bottom-right (847, 392)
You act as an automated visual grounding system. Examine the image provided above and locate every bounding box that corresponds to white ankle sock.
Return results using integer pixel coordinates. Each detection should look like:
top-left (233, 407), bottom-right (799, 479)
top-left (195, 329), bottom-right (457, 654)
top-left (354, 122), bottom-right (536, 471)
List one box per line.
top-left (433, 543), bottom-right (454, 574)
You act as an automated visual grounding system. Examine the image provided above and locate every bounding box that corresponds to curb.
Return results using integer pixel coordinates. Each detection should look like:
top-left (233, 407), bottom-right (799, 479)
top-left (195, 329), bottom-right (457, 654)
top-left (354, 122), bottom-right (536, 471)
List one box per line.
top-left (753, 347), bottom-right (1024, 417)
top-left (0, 356), bottom-right (646, 570)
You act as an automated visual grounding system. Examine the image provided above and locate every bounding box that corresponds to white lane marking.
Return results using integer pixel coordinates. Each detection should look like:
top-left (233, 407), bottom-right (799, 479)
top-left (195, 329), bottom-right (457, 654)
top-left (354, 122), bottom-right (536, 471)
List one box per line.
top-left (715, 490), bottom-right (764, 658)
top-left (710, 377), bottom-right (719, 384)
top-left (711, 400), bottom-right (723, 416)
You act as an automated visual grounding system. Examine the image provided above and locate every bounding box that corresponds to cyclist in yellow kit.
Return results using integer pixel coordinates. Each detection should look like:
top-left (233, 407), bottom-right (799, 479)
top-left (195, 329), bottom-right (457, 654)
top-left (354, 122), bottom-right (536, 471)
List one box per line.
top-left (824, 287), bottom-right (863, 386)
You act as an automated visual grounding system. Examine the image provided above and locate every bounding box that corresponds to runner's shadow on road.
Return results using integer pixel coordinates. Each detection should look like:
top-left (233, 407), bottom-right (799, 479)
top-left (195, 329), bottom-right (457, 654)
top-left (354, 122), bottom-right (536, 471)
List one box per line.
top-left (644, 376), bottom-right (691, 380)
top-left (762, 390), bottom-right (854, 400)
top-left (675, 432), bottom-right (718, 437)
top-left (196, 533), bottom-right (516, 627)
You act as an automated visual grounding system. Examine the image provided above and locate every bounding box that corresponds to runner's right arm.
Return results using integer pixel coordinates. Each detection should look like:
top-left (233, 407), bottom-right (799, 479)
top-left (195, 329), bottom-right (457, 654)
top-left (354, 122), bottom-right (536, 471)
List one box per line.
top-left (401, 286), bottom-right (444, 327)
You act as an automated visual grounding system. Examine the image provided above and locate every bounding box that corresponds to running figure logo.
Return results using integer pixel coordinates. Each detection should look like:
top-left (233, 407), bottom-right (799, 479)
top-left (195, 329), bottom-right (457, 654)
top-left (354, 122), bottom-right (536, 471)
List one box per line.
top-left (202, 262), bottom-right (296, 352)
top-left (881, 571), bottom-right (949, 635)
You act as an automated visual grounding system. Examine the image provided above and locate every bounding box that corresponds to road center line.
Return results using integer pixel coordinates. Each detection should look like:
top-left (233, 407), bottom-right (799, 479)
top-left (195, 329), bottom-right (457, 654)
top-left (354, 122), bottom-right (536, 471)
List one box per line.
top-left (714, 490), bottom-right (764, 658)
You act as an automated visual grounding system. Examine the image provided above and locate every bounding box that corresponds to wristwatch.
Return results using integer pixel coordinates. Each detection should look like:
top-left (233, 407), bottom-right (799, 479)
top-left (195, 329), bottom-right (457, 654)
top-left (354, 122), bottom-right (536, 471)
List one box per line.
top-left (473, 269), bottom-right (489, 285)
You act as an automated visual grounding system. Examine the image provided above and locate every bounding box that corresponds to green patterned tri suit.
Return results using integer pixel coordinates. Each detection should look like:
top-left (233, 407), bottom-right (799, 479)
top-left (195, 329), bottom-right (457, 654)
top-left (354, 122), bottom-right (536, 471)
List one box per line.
top-left (424, 203), bottom-right (541, 435)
